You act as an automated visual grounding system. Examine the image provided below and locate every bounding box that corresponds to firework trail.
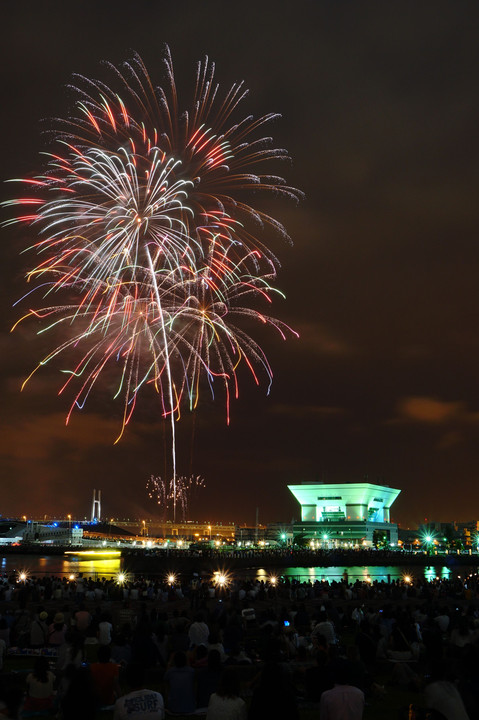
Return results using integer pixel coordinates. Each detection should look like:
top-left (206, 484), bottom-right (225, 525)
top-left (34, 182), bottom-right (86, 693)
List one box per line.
top-left (147, 474), bottom-right (205, 522)
top-left (3, 48), bottom-right (301, 520)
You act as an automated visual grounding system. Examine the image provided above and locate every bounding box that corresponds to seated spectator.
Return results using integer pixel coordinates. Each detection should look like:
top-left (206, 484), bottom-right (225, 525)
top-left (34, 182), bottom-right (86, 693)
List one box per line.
top-left (312, 610), bottom-right (337, 645)
top-left (24, 656), bottom-right (56, 713)
top-left (30, 610), bottom-right (48, 648)
top-left (206, 668), bottom-right (246, 720)
top-left (61, 666), bottom-right (97, 720)
top-left (90, 644), bottom-right (121, 707)
top-left (188, 612), bottom-right (210, 649)
top-left (164, 650), bottom-right (196, 714)
top-left (319, 660), bottom-right (365, 720)
top-left (191, 643), bottom-right (209, 668)
top-left (98, 612), bottom-right (113, 646)
top-left (304, 650), bottom-right (334, 702)
top-left (424, 663), bottom-right (469, 720)
top-left (248, 662), bottom-right (299, 720)
top-left (57, 630), bottom-right (85, 673)
top-left (111, 632), bottom-right (132, 667)
top-left (48, 612), bottom-right (67, 646)
top-left (74, 603), bottom-right (91, 634)
top-left (197, 649), bottom-right (222, 710)
top-left (114, 663), bottom-right (164, 719)
top-left (208, 630), bottom-right (227, 662)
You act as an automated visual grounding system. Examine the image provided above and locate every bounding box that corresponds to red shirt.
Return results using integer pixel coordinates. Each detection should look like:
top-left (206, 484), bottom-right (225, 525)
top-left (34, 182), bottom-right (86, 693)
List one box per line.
top-left (90, 662), bottom-right (120, 705)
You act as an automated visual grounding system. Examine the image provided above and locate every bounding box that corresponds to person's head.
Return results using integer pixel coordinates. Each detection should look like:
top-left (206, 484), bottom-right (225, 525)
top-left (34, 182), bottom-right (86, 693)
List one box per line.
top-left (195, 644), bottom-right (208, 661)
top-left (334, 660), bottom-right (354, 686)
top-left (207, 649), bottom-right (222, 671)
top-left (259, 662), bottom-right (283, 688)
top-left (208, 630), bottom-right (220, 644)
top-left (125, 663), bottom-right (146, 690)
top-left (173, 651), bottom-right (187, 668)
top-left (97, 644), bottom-right (111, 663)
top-left (33, 656), bottom-right (50, 683)
top-left (217, 668), bottom-right (241, 698)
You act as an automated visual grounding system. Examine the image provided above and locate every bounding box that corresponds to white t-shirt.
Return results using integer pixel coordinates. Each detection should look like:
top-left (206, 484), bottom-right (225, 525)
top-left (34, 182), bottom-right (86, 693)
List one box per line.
top-left (206, 694), bottom-right (247, 720)
top-left (188, 621), bottom-right (209, 647)
top-left (114, 689), bottom-right (164, 720)
top-left (425, 681), bottom-right (469, 720)
top-left (98, 621), bottom-right (113, 645)
top-left (320, 684), bottom-right (365, 720)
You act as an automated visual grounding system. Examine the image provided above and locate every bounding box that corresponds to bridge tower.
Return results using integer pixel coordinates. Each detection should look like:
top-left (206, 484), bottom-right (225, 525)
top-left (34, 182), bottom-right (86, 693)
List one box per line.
top-left (91, 489), bottom-right (101, 522)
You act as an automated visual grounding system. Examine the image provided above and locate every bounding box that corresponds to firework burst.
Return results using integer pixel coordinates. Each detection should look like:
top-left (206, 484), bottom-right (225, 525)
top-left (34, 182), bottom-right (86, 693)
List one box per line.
top-left (4, 48), bottom-right (301, 519)
top-left (147, 474), bottom-right (205, 522)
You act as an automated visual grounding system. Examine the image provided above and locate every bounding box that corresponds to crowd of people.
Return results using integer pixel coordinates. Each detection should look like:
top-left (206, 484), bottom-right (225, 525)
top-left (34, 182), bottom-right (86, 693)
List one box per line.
top-left (0, 569), bottom-right (478, 718)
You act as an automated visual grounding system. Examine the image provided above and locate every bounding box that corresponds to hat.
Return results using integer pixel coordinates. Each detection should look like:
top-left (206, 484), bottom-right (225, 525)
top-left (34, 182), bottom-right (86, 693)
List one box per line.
top-left (39, 612), bottom-right (48, 621)
top-left (53, 612), bottom-right (64, 624)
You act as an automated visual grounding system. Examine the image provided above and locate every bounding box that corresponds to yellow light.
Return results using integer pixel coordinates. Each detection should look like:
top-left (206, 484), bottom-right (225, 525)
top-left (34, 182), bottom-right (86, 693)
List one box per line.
top-left (403, 575), bottom-right (412, 584)
top-left (65, 550), bottom-right (121, 557)
top-left (18, 571), bottom-right (28, 582)
top-left (167, 573), bottom-right (176, 585)
top-left (116, 572), bottom-right (127, 585)
top-left (269, 575), bottom-right (278, 586)
top-left (69, 574), bottom-right (76, 581)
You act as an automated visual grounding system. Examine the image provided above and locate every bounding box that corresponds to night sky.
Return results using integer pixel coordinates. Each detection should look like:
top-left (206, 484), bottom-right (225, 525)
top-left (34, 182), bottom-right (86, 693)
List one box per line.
top-left (1, 1), bottom-right (479, 528)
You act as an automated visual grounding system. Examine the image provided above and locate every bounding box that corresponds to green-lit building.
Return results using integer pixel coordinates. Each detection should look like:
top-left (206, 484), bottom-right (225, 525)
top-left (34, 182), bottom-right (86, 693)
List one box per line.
top-left (288, 481), bottom-right (401, 547)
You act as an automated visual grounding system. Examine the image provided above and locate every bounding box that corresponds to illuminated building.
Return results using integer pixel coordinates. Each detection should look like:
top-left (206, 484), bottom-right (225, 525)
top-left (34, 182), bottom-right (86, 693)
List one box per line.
top-left (288, 481), bottom-right (401, 547)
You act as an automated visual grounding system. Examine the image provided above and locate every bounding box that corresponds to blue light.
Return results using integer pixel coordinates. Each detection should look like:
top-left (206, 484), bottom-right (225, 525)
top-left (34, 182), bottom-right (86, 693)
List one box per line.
top-left (53, 522), bottom-right (58, 527)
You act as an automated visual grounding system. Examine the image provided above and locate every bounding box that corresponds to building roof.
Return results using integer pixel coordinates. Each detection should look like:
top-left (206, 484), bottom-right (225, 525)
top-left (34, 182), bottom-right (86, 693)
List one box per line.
top-left (288, 482), bottom-right (400, 510)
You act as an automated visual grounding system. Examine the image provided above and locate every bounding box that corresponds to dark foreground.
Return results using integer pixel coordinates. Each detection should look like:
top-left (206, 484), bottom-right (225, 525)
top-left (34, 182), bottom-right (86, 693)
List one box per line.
top-left (0, 570), bottom-right (478, 718)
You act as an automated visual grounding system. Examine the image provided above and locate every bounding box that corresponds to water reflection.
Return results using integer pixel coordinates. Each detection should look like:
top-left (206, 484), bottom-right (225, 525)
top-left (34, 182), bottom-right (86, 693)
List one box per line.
top-left (258, 565), bottom-right (460, 583)
top-left (0, 554), bottom-right (122, 579)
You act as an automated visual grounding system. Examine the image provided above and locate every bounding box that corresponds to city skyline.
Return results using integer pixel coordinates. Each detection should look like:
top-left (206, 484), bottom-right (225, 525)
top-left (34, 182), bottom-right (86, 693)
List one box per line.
top-left (1, 2), bottom-right (479, 527)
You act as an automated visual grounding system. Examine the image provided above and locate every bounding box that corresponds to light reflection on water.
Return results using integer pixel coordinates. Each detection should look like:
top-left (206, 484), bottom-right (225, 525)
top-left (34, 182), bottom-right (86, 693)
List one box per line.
top-left (0, 554), bottom-right (122, 579)
top-left (256, 565), bottom-right (460, 583)
top-left (0, 555), bottom-right (477, 584)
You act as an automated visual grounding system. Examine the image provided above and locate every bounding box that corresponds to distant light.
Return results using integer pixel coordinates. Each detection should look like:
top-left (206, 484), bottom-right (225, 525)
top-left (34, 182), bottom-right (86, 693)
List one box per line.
top-left (269, 576), bottom-right (278, 586)
top-left (213, 570), bottom-right (230, 588)
top-left (53, 522), bottom-right (58, 527)
top-left (167, 574), bottom-right (176, 585)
